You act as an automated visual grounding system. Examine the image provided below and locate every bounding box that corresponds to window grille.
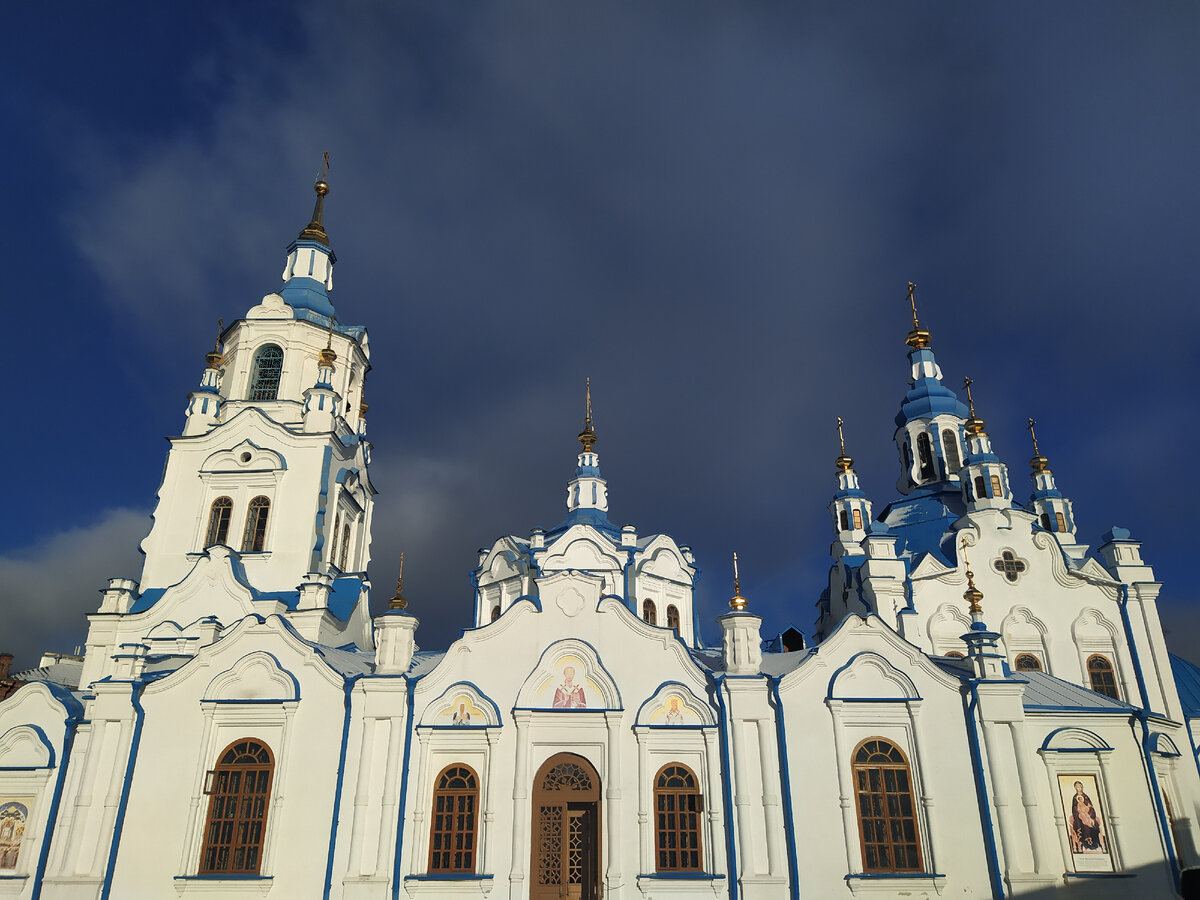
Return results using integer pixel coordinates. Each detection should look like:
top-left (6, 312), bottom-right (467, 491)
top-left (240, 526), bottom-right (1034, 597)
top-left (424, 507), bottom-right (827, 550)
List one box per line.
top-left (1014, 653), bottom-right (1042, 671)
top-left (206, 497), bottom-right (233, 546)
top-left (199, 740), bottom-right (273, 874)
top-left (248, 345), bottom-right (284, 401)
top-left (916, 434), bottom-right (935, 480)
top-left (852, 739), bottom-right (922, 873)
top-left (942, 429), bottom-right (961, 472)
top-left (666, 605), bottom-right (680, 633)
top-left (654, 764), bottom-right (703, 872)
top-left (1087, 655), bottom-right (1120, 699)
top-left (242, 496), bottom-right (270, 552)
top-left (429, 766), bottom-right (479, 873)
top-left (643, 599), bottom-right (657, 626)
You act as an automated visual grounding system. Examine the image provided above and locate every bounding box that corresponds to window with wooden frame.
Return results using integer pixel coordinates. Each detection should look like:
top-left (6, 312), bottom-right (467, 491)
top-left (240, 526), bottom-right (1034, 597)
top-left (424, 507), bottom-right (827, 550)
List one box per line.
top-left (840, 509), bottom-right (849, 531)
top-left (990, 474), bottom-right (1002, 496)
top-left (643, 599), bottom-right (657, 626)
top-left (666, 605), bottom-right (680, 633)
top-left (944, 651), bottom-right (965, 658)
top-left (974, 475), bottom-right (986, 499)
top-left (206, 497), bottom-right (233, 546)
top-left (852, 739), bottom-right (922, 873)
top-left (428, 765), bottom-right (479, 873)
top-left (339, 517), bottom-right (352, 570)
top-left (248, 345), bottom-right (284, 401)
top-left (490, 605), bottom-right (501, 622)
top-left (654, 764), bottom-right (703, 872)
top-left (1087, 655), bottom-right (1120, 699)
top-left (199, 739), bottom-right (274, 875)
top-left (242, 496), bottom-right (270, 553)
top-left (1014, 653), bottom-right (1042, 671)
top-left (1055, 511), bottom-right (1066, 531)
top-left (852, 508), bottom-right (863, 530)
top-left (916, 433), bottom-right (935, 480)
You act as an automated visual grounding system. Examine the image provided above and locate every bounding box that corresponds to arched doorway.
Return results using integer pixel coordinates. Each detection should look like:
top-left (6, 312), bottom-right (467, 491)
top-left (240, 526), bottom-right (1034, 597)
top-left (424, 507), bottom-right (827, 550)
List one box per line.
top-left (530, 753), bottom-right (601, 900)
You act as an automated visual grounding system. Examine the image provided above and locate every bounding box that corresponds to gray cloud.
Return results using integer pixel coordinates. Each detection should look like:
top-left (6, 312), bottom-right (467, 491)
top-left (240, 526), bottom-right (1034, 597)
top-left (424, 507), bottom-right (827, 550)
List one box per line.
top-left (28, 3), bottom-right (1200, 658)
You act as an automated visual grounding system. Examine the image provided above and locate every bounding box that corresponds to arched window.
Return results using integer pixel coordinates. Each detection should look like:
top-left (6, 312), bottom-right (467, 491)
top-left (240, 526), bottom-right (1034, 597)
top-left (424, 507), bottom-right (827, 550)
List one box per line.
top-left (199, 739), bottom-right (273, 874)
top-left (1040, 513), bottom-right (1052, 530)
top-left (242, 496), bottom-right (270, 552)
top-left (1087, 655), bottom-right (1120, 699)
top-left (490, 605), bottom-right (501, 622)
top-left (428, 765), bottom-right (479, 873)
top-left (839, 509), bottom-right (849, 531)
top-left (666, 605), bottom-right (680, 633)
top-left (655, 764), bottom-right (703, 872)
top-left (942, 430), bottom-right (961, 472)
top-left (1055, 512), bottom-right (1066, 531)
top-left (852, 508), bottom-right (863, 530)
top-left (944, 651), bottom-right (965, 658)
top-left (852, 739), bottom-right (922, 873)
top-left (974, 475), bottom-right (986, 499)
top-left (990, 474), bottom-right (1002, 497)
top-left (643, 599), bottom-right (657, 625)
top-left (902, 442), bottom-right (912, 472)
top-left (339, 519), bottom-right (352, 569)
top-left (916, 433), bottom-right (935, 480)
top-left (1014, 653), bottom-right (1042, 671)
top-left (248, 345), bottom-right (284, 401)
top-left (206, 497), bottom-right (233, 546)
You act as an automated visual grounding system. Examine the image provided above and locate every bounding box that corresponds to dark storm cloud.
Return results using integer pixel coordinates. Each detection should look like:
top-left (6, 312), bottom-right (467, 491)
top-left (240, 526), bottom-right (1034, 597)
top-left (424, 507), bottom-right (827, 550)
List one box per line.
top-left (6, 2), bottom-right (1198, 666)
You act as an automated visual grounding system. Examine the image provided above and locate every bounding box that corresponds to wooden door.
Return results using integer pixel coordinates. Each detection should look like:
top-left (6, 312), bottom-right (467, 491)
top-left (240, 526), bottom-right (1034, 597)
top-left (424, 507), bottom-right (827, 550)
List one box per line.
top-left (531, 754), bottom-right (601, 900)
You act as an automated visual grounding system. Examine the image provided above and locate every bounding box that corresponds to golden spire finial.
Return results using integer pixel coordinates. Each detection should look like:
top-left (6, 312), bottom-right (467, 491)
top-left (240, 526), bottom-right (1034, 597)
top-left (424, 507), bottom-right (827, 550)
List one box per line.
top-left (1028, 417), bottom-right (1050, 472)
top-left (961, 537), bottom-right (984, 616)
top-left (904, 281), bottom-right (932, 349)
top-left (835, 416), bottom-right (854, 472)
top-left (205, 317), bottom-right (224, 368)
top-left (318, 321), bottom-right (337, 368)
top-left (729, 552), bottom-right (748, 612)
top-left (963, 376), bottom-right (987, 435)
top-left (577, 377), bottom-right (597, 453)
top-left (388, 553), bottom-right (408, 610)
top-left (298, 151), bottom-right (331, 244)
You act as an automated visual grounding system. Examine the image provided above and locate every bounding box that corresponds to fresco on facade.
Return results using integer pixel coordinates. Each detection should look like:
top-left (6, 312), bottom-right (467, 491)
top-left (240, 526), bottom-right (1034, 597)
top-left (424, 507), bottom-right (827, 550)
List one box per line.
top-left (647, 694), bottom-right (702, 725)
top-left (531, 656), bottom-right (601, 709)
top-left (0, 801), bottom-right (28, 870)
top-left (1057, 775), bottom-right (1113, 872)
top-left (436, 694), bottom-right (488, 726)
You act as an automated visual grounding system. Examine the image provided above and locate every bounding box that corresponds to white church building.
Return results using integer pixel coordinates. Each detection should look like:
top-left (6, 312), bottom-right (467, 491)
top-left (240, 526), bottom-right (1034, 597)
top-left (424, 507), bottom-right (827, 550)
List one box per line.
top-left (2, 176), bottom-right (1200, 900)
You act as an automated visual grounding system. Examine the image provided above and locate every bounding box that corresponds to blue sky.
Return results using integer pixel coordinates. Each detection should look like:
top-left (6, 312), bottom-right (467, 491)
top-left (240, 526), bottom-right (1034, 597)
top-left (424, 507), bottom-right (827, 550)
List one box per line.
top-left (4, 2), bottom-right (1199, 669)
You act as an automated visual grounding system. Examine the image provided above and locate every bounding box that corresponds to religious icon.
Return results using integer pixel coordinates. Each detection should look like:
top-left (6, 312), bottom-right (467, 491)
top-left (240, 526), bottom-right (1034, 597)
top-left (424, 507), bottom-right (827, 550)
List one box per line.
top-left (1058, 775), bottom-right (1113, 872)
top-left (0, 801), bottom-right (28, 870)
top-left (664, 696), bottom-right (684, 725)
top-left (451, 702), bottom-right (471, 726)
top-left (552, 665), bottom-right (587, 708)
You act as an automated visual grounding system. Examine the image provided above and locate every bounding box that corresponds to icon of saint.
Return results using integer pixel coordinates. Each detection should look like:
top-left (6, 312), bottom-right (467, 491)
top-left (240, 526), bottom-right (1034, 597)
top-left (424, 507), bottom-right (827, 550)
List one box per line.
top-left (552, 665), bottom-right (587, 708)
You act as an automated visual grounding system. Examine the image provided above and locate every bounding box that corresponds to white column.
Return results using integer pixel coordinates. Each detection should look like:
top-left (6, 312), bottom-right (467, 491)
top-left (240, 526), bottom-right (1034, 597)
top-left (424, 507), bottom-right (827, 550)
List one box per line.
top-left (605, 712), bottom-right (623, 896)
top-left (482, 730), bottom-right (499, 875)
top-left (349, 717), bottom-right (377, 875)
top-left (755, 720), bottom-right (786, 877)
top-left (509, 711), bottom-right (531, 900)
top-left (826, 702), bottom-right (859, 874)
top-left (1009, 721), bottom-right (1053, 874)
top-left (702, 730), bottom-right (726, 879)
top-left (979, 720), bottom-right (1029, 875)
top-left (374, 716), bottom-right (405, 878)
top-left (729, 716), bottom-right (757, 876)
top-left (636, 730), bottom-right (651, 875)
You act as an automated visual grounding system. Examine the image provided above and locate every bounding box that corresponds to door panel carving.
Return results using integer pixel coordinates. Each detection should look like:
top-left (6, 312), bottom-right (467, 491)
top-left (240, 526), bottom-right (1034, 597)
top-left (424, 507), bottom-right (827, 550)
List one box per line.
top-left (531, 754), bottom-right (601, 900)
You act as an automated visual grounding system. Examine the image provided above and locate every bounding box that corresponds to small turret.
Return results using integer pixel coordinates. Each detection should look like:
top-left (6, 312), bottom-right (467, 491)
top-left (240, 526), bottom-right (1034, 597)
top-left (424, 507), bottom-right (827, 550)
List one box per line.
top-left (958, 378), bottom-right (1013, 512)
top-left (182, 319), bottom-right (225, 436)
top-left (564, 379), bottom-right (610, 524)
top-left (374, 555), bottom-right (418, 675)
top-left (719, 553), bottom-right (762, 674)
top-left (280, 153), bottom-right (338, 321)
top-left (893, 283), bottom-right (970, 494)
top-left (829, 417), bottom-right (873, 558)
top-left (1024, 418), bottom-right (1078, 540)
top-left (302, 324), bottom-right (341, 432)
top-left (959, 538), bottom-right (1006, 679)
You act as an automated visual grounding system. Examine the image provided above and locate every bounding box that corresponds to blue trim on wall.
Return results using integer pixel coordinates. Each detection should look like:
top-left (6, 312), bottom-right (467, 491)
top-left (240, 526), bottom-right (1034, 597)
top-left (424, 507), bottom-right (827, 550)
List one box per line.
top-left (712, 675), bottom-right (738, 900)
top-left (768, 677), bottom-right (799, 900)
top-left (324, 675), bottom-right (360, 900)
top-left (99, 684), bottom-right (145, 900)
top-left (962, 684), bottom-right (1005, 899)
top-left (29, 707), bottom-right (81, 900)
top-left (392, 674), bottom-right (419, 900)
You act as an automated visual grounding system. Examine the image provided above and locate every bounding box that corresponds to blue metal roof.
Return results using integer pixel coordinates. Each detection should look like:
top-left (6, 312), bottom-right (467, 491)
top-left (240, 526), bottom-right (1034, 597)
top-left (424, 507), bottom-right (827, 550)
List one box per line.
top-left (1170, 654), bottom-right (1200, 718)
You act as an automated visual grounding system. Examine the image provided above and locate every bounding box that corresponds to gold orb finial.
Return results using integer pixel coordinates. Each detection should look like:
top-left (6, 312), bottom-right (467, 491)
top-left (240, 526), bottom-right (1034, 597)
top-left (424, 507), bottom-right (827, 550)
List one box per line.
top-left (835, 416), bottom-right (854, 472)
top-left (961, 537), bottom-right (984, 616)
top-left (729, 552), bottom-right (748, 612)
top-left (904, 281), bottom-right (932, 349)
top-left (388, 553), bottom-right (408, 610)
top-left (298, 151), bottom-right (332, 244)
top-left (577, 377), bottom-right (597, 453)
top-left (963, 377), bottom-right (987, 435)
top-left (1027, 417), bottom-right (1050, 472)
top-left (205, 317), bottom-right (224, 369)
top-left (318, 321), bottom-right (337, 368)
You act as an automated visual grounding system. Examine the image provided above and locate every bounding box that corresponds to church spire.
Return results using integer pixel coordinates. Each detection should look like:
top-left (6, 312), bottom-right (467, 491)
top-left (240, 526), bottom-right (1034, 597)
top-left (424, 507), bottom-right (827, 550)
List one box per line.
top-left (829, 417), bottom-right (872, 557)
top-left (892, 282), bottom-right (969, 495)
top-left (959, 537), bottom-right (1006, 678)
top-left (298, 152), bottom-right (332, 245)
top-left (729, 552), bottom-right (748, 612)
top-left (1024, 417), bottom-right (1079, 540)
top-left (280, 154), bottom-right (338, 322)
top-left (564, 378), bottom-right (610, 524)
top-left (183, 318), bottom-right (225, 436)
top-left (958, 377), bottom-right (1013, 511)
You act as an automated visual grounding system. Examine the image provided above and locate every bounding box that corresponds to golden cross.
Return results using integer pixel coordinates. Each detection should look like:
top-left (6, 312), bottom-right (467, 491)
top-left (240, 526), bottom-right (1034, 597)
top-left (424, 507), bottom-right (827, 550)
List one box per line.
top-left (585, 377), bottom-right (592, 427)
top-left (213, 317), bottom-right (223, 352)
top-left (836, 416), bottom-right (846, 456)
top-left (907, 281), bottom-right (920, 330)
top-left (733, 552), bottom-right (740, 586)
top-left (1027, 417), bottom-right (1040, 456)
top-left (962, 376), bottom-right (976, 416)
top-left (326, 320), bottom-right (334, 350)
top-left (397, 551), bottom-right (404, 589)
top-left (320, 151), bottom-right (330, 181)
